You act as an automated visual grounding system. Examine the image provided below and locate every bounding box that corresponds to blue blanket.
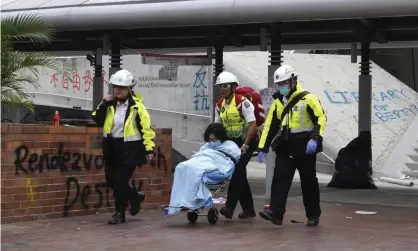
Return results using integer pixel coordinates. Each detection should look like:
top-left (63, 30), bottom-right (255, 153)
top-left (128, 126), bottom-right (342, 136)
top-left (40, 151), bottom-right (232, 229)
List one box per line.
top-left (166, 140), bottom-right (241, 216)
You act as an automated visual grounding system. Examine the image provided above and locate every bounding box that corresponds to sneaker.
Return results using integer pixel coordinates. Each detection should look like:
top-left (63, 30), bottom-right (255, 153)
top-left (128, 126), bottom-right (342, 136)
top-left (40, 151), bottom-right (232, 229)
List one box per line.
top-left (258, 209), bottom-right (282, 225)
top-left (129, 192), bottom-right (146, 216)
top-left (238, 209), bottom-right (256, 219)
top-left (108, 211), bottom-right (126, 225)
top-left (306, 217), bottom-right (319, 227)
top-left (219, 207), bottom-right (233, 219)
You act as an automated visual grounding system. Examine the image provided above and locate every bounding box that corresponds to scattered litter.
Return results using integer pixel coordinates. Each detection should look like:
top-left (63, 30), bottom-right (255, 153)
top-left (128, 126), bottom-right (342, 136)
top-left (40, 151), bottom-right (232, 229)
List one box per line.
top-left (379, 177), bottom-right (414, 187)
top-left (77, 228), bottom-right (80, 230)
top-left (81, 221), bottom-right (86, 224)
top-left (345, 217), bottom-right (352, 219)
top-left (290, 220), bottom-right (304, 224)
top-left (336, 204), bottom-right (341, 207)
top-left (355, 211), bottom-right (377, 215)
top-left (95, 212), bottom-right (99, 215)
top-left (212, 197), bottom-right (227, 204)
top-left (401, 226), bottom-right (417, 231)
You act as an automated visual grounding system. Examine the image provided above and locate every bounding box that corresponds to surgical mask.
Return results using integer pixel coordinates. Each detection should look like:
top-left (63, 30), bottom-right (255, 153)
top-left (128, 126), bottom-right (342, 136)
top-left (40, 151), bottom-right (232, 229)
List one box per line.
top-left (279, 85), bottom-right (290, 96)
top-left (207, 140), bottom-right (222, 148)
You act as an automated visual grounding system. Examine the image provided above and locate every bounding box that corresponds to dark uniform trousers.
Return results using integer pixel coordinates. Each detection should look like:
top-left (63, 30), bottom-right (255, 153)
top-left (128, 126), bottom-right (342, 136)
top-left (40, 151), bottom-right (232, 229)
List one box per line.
top-left (106, 138), bottom-right (140, 215)
top-left (270, 149), bottom-right (321, 219)
top-left (225, 137), bottom-right (256, 212)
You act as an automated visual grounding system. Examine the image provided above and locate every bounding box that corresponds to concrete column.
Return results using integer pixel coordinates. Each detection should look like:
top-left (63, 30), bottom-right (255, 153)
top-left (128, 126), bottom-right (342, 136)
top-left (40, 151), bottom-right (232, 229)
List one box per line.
top-left (358, 41), bottom-right (372, 133)
top-left (108, 37), bottom-right (122, 94)
top-left (92, 47), bottom-right (104, 110)
top-left (351, 43), bottom-right (358, 63)
top-left (358, 40), bottom-right (373, 175)
top-left (212, 45), bottom-right (224, 121)
top-left (265, 29), bottom-right (283, 199)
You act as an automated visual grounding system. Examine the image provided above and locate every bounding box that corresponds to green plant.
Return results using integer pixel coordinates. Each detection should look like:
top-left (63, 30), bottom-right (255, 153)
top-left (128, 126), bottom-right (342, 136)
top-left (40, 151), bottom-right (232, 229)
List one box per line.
top-left (1, 13), bottom-right (59, 111)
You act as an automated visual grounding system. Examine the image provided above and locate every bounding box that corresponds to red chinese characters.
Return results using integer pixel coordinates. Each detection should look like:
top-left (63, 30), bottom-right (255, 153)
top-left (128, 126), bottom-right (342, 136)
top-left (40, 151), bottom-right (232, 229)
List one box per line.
top-left (72, 71), bottom-right (81, 91)
top-left (50, 73), bottom-right (58, 87)
top-left (83, 70), bottom-right (93, 92)
top-left (49, 69), bottom-right (108, 91)
top-left (62, 74), bottom-right (69, 89)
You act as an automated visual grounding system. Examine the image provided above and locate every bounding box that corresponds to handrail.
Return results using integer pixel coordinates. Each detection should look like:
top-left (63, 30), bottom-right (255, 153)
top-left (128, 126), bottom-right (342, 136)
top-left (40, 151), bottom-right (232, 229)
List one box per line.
top-left (26, 92), bottom-right (91, 101)
top-left (146, 107), bottom-right (212, 119)
top-left (319, 152), bottom-right (335, 164)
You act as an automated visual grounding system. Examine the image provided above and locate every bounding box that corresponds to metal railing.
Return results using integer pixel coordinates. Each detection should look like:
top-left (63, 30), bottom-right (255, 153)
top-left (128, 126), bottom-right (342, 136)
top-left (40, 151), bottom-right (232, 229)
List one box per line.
top-left (147, 107), bottom-right (212, 119)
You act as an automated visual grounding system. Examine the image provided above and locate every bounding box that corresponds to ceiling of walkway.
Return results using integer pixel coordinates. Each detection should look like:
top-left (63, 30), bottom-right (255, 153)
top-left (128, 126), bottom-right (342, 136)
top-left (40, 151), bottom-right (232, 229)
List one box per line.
top-left (2, 0), bottom-right (418, 52)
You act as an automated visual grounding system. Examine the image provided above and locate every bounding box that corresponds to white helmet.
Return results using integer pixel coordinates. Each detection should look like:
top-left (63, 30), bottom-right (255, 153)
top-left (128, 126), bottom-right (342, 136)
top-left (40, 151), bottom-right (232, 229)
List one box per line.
top-left (109, 69), bottom-right (135, 87)
top-left (273, 65), bottom-right (298, 83)
top-left (215, 71), bottom-right (239, 86)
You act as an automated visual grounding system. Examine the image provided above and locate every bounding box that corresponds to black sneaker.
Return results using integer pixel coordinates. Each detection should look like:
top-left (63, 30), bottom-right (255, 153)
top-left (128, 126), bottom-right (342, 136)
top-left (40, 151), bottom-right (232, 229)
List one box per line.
top-left (108, 211), bottom-right (126, 225)
top-left (219, 207), bottom-right (233, 219)
top-left (238, 209), bottom-right (256, 219)
top-left (129, 192), bottom-right (146, 216)
top-left (258, 209), bottom-right (282, 225)
top-left (306, 217), bottom-right (319, 227)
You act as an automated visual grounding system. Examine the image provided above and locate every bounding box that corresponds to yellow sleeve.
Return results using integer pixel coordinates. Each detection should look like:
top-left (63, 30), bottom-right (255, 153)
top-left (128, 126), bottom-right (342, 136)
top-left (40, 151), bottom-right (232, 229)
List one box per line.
top-left (137, 104), bottom-right (156, 152)
top-left (306, 95), bottom-right (327, 137)
top-left (258, 99), bottom-right (283, 152)
top-left (92, 101), bottom-right (108, 126)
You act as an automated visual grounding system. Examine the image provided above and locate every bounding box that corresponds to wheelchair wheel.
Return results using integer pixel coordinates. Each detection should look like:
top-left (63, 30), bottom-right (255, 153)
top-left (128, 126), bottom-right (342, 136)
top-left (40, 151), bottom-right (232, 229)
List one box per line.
top-left (187, 211), bottom-right (198, 224)
top-left (207, 208), bottom-right (219, 225)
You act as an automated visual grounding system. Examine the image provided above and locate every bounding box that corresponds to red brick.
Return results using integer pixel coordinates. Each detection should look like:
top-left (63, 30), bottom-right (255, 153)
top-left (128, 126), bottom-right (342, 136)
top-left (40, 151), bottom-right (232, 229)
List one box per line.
top-left (22, 126), bottom-right (37, 134)
top-left (2, 202), bottom-right (21, 210)
top-left (49, 127), bottom-right (62, 134)
top-left (1, 124), bottom-right (172, 223)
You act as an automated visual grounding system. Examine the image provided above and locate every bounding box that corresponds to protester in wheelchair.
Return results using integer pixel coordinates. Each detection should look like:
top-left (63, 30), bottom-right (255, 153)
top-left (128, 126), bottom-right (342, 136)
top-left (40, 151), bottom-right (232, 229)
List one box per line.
top-left (166, 123), bottom-right (241, 216)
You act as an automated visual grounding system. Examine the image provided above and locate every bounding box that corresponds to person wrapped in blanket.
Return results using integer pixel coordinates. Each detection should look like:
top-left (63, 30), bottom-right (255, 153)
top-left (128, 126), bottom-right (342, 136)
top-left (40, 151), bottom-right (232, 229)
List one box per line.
top-left (166, 123), bottom-right (241, 216)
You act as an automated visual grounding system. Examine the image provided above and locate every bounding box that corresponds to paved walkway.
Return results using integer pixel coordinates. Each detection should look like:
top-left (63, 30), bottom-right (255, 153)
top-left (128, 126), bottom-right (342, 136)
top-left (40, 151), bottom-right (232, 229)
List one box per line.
top-left (2, 180), bottom-right (418, 251)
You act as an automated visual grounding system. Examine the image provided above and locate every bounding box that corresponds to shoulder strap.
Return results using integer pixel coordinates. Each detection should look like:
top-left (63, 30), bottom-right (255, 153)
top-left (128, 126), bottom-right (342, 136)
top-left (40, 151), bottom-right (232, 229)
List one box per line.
top-left (235, 94), bottom-right (242, 111)
top-left (217, 149), bottom-right (238, 166)
top-left (280, 91), bottom-right (309, 121)
top-left (216, 98), bottom-right (224, 111)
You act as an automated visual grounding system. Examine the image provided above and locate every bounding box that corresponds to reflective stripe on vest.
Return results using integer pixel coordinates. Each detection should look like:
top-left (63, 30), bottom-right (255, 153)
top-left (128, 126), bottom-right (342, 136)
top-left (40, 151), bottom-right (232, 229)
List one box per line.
top-left (103, 105), bottom-right (143, 142)
top-left (219, 96), bottom-right (248, 138)
top-left (281, 100), bottom-right (315, 133)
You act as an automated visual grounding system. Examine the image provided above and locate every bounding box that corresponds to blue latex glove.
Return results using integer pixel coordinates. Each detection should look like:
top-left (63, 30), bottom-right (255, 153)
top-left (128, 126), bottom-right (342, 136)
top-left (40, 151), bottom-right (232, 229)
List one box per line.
top-left (257, 152), bottom-right (267, 163)
top-left (306, 139), bottom-right (318, 154)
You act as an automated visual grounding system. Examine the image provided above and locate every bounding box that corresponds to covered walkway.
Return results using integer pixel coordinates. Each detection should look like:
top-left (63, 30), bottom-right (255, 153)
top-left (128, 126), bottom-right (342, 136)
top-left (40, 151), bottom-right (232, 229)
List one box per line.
top-left (2, 0), bottom-right (418, 196)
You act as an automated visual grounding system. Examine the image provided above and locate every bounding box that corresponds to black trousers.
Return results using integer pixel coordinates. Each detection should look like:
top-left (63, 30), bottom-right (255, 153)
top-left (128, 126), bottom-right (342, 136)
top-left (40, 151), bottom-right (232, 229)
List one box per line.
top-left (225, 137), bottom-right (256, 212)
top-left (105, 138), bottom-right (140, 214)
top-left (270, 152), bottom-right (321, 219)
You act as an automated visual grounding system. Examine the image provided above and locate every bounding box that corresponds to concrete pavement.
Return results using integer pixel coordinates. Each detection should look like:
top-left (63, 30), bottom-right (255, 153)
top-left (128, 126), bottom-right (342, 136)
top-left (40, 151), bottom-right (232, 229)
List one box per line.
top-left (2, 168), bottom-right (418, 251)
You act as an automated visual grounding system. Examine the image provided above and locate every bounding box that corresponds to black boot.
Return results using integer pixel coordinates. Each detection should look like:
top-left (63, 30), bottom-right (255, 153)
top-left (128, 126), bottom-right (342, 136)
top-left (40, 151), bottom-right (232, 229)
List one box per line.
top-left (238, 209), bottom-right (256, 219)
top-left (219, 207), bottom-right (233, 219)
top-left (258, 209), bottom-right (282, 225)
top-left (108, 211), bottom-right (126, 225)
top-left (129, 192), bottom-right (146, 216)
top-left (306, 217), bottom-right (319, 227)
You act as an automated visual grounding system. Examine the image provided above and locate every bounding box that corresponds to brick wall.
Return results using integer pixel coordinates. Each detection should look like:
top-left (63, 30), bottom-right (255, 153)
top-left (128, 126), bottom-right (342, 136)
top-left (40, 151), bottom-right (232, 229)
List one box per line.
top-left (1, 124), bottom-right (172, 224)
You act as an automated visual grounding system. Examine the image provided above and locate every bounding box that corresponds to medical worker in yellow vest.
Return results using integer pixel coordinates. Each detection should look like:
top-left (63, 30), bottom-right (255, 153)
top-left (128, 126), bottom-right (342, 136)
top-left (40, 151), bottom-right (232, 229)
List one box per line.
top-left (257, 65), bottom-right (327, 227)
top-left (92, 69), bottom-right (156, 225)
top-left (214, 71), bottom-right (257, 220)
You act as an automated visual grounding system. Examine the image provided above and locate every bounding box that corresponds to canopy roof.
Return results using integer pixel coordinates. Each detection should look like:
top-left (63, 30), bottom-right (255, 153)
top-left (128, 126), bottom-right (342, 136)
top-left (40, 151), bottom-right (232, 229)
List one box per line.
top-left (2, 0), bottom-right (418, 53)
top-left (2, 0), bottom-right (418, 31)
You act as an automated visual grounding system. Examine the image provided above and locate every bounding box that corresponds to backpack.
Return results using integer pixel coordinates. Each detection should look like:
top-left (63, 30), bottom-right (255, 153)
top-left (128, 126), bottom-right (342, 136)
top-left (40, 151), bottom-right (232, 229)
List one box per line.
top-left (216, 87), bottom-right (265, 127)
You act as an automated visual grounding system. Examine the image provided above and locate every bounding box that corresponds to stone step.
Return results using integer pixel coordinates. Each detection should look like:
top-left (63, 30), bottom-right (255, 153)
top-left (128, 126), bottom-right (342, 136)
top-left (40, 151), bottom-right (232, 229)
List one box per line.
top-left (402, 170), bottom-right (418, 179)
top-left (408, 154), bottom-right (418, 162)
top-left (316, 162), bottom-right (334, 175)
top-left (405, 162), bottom-right (418, 171)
